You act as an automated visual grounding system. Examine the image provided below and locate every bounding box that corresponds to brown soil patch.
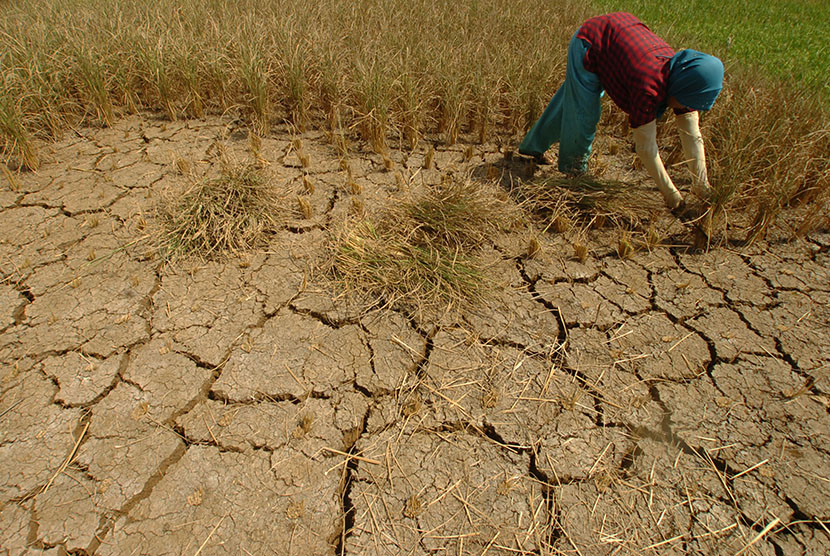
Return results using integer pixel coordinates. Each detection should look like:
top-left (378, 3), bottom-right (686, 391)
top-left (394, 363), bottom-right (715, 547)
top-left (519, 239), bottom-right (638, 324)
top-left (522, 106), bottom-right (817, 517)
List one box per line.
top-left (0, 115), bottom-right (828, 555)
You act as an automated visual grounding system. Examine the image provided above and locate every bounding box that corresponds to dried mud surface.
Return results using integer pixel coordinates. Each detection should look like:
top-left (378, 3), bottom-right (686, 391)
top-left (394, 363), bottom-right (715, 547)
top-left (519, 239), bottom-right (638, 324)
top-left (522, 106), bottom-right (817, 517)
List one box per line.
top-left (1, 115), bottom-right (828, 555)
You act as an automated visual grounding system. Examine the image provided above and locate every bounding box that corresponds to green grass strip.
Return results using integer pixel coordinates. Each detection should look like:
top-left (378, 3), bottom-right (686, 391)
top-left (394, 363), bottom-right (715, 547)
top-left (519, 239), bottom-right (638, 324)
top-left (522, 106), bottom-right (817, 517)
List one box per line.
top-left (593, 0), bottom-right (829, 102)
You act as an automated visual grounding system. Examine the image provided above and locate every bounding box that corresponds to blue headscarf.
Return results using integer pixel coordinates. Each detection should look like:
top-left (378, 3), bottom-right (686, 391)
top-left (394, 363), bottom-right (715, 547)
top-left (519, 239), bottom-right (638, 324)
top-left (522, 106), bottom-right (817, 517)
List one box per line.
top-left (667, 50), bottom-right (724, 111)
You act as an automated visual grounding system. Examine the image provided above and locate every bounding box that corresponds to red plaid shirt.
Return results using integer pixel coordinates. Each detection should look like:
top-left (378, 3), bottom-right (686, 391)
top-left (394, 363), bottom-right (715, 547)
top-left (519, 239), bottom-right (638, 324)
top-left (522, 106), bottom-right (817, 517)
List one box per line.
top-left (577, 12), bottom-right (689, 128)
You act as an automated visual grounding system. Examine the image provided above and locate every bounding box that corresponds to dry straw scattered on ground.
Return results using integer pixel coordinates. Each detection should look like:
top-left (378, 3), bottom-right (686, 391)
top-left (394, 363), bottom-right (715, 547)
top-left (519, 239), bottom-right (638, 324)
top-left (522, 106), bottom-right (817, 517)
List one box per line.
top-left (0, 109), bottom-right (828, 555)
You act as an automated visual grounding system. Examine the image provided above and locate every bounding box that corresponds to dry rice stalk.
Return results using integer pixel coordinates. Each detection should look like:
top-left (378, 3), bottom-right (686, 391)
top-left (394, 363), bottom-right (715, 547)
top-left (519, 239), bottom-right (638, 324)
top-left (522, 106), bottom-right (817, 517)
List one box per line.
top-left (617, 231), bottom-right (634, 259)
top-left (1, 162), bottom-right (20, 191)
top-left (573, 241), bottom-right (588, 263)
top-left (424, 145), bottom-right (434, 170)
top-left (192, 514), bottom-right (228, 556)
top-left (733, 517), bottom-right (781, 556)
top-left (526, 236), bottom-right (541, 259)
top-left (347, 177), bottom-right (362, 195)
top-left (42, 420), bottom-right (89, 494)
top-left (297, 196), bottom-right (313, 219)
top-left (173, 155), bottom-right (192, 176)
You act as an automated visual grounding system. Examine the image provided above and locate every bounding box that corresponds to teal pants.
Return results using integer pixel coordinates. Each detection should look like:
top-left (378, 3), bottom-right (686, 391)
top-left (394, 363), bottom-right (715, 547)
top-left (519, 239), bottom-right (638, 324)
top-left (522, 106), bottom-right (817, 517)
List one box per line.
top-left (519, 33), bottom-right (603, 174)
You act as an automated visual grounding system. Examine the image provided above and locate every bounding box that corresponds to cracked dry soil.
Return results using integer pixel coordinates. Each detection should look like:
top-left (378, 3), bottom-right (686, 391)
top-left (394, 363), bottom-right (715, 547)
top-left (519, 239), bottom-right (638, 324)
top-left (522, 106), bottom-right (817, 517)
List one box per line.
top-left (0, 115), bottom-right (828, 555)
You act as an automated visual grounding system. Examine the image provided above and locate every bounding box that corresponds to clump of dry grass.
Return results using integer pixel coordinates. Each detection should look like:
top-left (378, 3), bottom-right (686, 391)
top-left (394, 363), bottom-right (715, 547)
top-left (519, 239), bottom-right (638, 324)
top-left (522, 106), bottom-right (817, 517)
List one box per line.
top-left (158, 160), bottom-right (286, 259)
top-left (405, 177), bottom-right (521, 249)
top-left (518, 176), bottom-right (663, 234)
top-left (331, 177), bottom-right (521, 311)
top-left (335, 223), bottom-right (484, 310)
top-left (573, 240), bottom-right (589, 262)
top-left (0, 97), bottom-right (39, 171)
top-left (616, 231), bottom-right (635, 259)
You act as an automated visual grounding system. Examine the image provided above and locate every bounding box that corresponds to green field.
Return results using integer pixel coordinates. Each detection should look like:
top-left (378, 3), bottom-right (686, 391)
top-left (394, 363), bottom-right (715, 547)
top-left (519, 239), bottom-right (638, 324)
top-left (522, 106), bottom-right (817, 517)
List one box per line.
top-left (595, 0), bottom-right (829, 101)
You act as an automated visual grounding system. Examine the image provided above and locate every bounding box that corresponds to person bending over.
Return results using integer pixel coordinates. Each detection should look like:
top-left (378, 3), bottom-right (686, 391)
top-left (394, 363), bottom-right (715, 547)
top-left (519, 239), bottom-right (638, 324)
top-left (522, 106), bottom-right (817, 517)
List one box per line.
top-left (518, 12), bottom-right (723, 212)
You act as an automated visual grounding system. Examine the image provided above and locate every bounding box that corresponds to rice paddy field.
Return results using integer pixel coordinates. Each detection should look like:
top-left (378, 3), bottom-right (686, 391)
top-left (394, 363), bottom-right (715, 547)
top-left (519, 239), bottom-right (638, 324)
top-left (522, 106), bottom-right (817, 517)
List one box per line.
top-left (1, 0), bottom-right (828, 236)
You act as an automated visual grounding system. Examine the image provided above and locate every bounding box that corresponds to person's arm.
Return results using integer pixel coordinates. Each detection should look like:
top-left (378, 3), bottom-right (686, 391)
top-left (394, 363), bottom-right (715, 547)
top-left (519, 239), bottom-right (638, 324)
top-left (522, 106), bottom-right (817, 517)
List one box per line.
top-left (675, 111), bottom-right (712, 200)
top-left (632, 120), bottom-right (683, 209)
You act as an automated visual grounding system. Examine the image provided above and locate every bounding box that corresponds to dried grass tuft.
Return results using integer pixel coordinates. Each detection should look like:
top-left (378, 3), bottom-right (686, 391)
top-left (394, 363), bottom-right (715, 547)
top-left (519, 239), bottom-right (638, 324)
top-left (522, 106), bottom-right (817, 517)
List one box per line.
top-left (526, 236), bottom-right (541, 259)
top-left (158, 160), bottom-right (286, 259)
top-left (616, 231), bottom-right (634, 259)
top-left (519, 176), bottom-right (662, 235)
top-left (404, 178), bottom-right (521, 250)
top-left (347, 177), bottom-right (362, 195)
top-left (297, 195), bottom-right (313, 219)
top-left (333, 221), bottom-right (483, 311)
top-left (0, 97), bottom-right (39, 171)
top-left (423, 146), bottom-right (434, 170)
top-left (302, 174), bottom-right (315, 194)
top-left (573, 241), bottom-right (588, 263)
top-left (331, 176), bottom-right (521, 312)
top-left (1, 163), bottom-right (21, 191)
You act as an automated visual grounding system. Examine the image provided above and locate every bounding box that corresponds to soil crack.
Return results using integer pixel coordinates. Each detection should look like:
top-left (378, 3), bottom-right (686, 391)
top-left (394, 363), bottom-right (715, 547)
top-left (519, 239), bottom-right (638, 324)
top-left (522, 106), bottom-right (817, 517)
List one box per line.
top-left (85, 441), bottom-right (188, 554)
top-left (332, 403), bottom-right (370, 555)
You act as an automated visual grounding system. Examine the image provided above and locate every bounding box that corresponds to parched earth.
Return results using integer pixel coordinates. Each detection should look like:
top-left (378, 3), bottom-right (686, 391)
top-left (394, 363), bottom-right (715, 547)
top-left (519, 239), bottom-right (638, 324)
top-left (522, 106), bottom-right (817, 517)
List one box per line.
top-left (0, 115), bottom-right (828, 555)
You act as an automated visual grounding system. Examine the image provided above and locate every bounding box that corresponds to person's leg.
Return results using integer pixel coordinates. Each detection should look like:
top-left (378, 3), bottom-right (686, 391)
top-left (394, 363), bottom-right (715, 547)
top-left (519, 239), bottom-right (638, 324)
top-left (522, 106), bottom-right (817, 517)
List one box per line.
top-left (518, 33), bottom-right (603, 170)
top-left (557, 35), bottom-right (603, 174)
top-left (518, 85), bottom-right (565, 158)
